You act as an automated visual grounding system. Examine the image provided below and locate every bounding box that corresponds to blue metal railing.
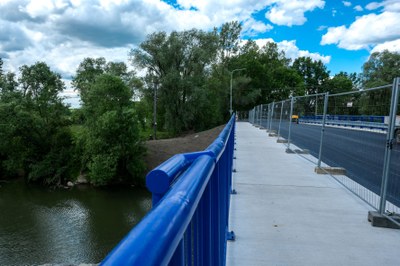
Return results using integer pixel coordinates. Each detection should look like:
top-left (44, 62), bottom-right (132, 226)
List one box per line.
top-left (101, 115), bottom-right (236, 266)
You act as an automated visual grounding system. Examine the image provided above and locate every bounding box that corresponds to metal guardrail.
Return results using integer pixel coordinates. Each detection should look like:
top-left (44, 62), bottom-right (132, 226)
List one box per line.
top-left (299, 117), bottom-right (387, 131)
top-left (101, 115), bottom-right (236, 266)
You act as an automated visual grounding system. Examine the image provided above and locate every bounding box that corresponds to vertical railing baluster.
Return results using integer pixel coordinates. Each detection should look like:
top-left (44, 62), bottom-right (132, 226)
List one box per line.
top-left (203, 182), bottom-right (212, 266)
top-left (211, 160), bottom-right (220, 265)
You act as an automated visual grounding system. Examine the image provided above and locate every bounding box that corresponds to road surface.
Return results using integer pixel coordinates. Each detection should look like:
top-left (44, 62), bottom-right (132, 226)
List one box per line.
top-left (260, 119), bottom-right (400, 207)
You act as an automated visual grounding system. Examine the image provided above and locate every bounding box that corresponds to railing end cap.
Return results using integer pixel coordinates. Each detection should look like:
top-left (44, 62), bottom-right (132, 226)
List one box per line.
top-left (146, 169), bottom-right (171, 194)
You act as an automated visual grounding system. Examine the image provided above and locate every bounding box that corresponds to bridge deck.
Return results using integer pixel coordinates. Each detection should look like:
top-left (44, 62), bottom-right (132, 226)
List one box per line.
top-left (226, 122), bottom-right (400, 266)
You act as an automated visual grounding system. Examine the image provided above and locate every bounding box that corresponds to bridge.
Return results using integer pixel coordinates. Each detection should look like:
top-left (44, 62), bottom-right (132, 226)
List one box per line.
top-left (100, 78), bottom-right (400, 265)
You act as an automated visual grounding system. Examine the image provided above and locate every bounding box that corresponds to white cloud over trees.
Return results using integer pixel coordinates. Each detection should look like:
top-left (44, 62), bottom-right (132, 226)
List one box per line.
top-left (321, 11), bottom-right (400, 52)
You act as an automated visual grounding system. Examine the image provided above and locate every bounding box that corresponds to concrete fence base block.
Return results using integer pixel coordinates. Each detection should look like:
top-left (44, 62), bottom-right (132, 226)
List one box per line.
top-left (268, 133), bottom-right (278, 137)
top-left (277, 139), bottom-right (288, 143)
top-left (314, 167), bottom-right (346, 175)
top-left (286, 148), bottom-right (295, 154)
top-left (368, 211), bottom-right (400, 229)
top-left (286, 148), bottom-right (309, 154)
top-left (295, 149), bottom-right (310, 154)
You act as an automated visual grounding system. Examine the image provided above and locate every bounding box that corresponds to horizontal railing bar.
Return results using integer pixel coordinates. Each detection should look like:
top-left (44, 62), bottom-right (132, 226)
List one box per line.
top-left (329, 84), bottom-right (392, 97)
top-left (101, 155), bottom-right (215, 266)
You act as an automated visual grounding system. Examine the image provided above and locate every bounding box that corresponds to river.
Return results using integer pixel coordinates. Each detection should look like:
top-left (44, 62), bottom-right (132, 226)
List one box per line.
top-left (0, 180), bottom-right (151, 265)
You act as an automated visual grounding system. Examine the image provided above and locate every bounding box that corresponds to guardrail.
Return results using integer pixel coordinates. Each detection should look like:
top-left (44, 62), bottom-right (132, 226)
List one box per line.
top-left (299, 115), bottom-right (387, 131)
top-left (101, 115), bottom-right (236, 266)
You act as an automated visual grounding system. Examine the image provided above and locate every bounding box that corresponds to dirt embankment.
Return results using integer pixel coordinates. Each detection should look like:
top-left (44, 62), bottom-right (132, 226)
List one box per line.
top-left (144, 125), bottom-right (225, 171)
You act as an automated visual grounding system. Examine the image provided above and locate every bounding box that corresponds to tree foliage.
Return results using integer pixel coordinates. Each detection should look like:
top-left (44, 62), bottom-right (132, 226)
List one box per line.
top-left (73, 57), bottom-right (140, 103)
top-left (292, 56), bottom-right (330, 95)
top-left (324, 72), bottom-right (353, 94)
top-left (130, 29), bottom-right (220, 133)
top-left (1, 21), bottom-right (371, 186)
top-left (79, 73), bottom-right (145, 185)
top-left (0, 62), bottom-right (73, 185)
top-left (362, 50), bottom-right (400, 88)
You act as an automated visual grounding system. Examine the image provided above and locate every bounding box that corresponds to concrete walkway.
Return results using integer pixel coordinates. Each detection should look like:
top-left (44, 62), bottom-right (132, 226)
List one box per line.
top-left (226, 122), bottom-right (400, 266)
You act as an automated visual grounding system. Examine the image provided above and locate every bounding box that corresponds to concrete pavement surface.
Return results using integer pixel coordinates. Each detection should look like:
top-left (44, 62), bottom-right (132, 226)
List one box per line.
top-left (226, 122), bottom-right (400, 266)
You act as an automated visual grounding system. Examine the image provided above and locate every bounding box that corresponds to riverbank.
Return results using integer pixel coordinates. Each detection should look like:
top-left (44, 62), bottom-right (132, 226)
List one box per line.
top-left (144, 124), bottom-right (225, 171)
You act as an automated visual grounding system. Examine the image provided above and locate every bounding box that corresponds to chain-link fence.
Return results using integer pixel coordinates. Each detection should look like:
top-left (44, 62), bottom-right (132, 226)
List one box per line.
top-left (248, 78), bottom-right (400, 226)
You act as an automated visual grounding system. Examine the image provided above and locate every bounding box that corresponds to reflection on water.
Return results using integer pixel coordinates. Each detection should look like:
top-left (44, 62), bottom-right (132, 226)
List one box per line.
top-left (0, 180), bottom-right (151, 265)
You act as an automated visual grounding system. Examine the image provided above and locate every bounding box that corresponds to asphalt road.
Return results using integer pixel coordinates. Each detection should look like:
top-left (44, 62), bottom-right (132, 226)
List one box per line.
top-left (260, 119), bottom-right (400, 207)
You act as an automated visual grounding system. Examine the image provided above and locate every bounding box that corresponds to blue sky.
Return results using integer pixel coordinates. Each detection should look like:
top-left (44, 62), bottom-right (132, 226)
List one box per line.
top-left (1, 0), bottom-right (399, 104)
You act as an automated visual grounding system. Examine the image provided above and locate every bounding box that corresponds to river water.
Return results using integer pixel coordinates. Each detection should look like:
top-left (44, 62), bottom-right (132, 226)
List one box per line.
top-left (0, 180), bottom-right (151, 265)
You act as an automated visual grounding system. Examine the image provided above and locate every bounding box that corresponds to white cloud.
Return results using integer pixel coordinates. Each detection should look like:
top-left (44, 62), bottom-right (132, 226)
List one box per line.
top-left (371, 39), bottom-right (400, 53)
top-left (321, 12), bottom-right (400, 50)
top-left (265, 0), bottom-right (325, 26)
top-left (253, 38), bottom-right (331, 64)
top-left (354, 5), bottom-right (363, 11)
top-left (365, 2), bottom-right (382, 10)
top-left (0, 0), bottom-right (325, 81)
top-left (242, 18), bottom-right (273, 37)
top-left (342, 1), bottom-right (351, 7)
top-left (366, 0), bottom-right (400, 12)
top-left (277, 40), bottom-right (331, 63)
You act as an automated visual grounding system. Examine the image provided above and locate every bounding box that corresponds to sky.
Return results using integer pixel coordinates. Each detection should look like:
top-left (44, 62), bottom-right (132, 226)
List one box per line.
top-left (1, 0), bottom-right (400, 106)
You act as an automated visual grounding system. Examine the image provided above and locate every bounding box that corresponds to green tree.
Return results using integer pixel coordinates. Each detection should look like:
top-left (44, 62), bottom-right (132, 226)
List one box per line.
top-left (217, 21), bottom-right (242, 64)
top-left (131, 29), bottom-right (219, 133)
top-left (72, 57), bottom-right (106, 102)
top-left (73, 58), bottom-right (140, 102)
top-left (292, 57), bottom-right (330, 114)
top-left (230, 40), bottom-right (302, 111)
top-left (292, 57), bottom-right (330, 95)
top-left (362, 50), bottom-right (400, 88)
top-left (324, 72), bottom-right (353, 94)
top-left (0, 62), bottom-right (73, 184)
top-left (81, 74), bottom-right (144, 185)
top-left (356, 51), bottom-right (400, 115)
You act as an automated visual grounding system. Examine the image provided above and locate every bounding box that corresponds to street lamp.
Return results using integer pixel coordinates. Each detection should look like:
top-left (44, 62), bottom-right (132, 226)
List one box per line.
top-left (230, 68), bottom-right (246, 115)
top-left (153, 81), bottom-right (158, 140)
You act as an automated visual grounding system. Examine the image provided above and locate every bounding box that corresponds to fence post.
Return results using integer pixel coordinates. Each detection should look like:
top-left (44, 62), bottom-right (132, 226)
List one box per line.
top-left (287, 97), bottom-right (295, 149)
top-left (266, 103), bottom-right (271, 132)
top-left (379, 77), bottom-right (400, 214)
top-left (277, 101), bottom-right (284, 139)
top-left (317, 93), bottom-right (329, 168)
top-left (255, 106), bottom-right (258, 126)
top-left (269, 102), bottom-right (275, 132)
top-left (259, 104), bottom-right (263, 126)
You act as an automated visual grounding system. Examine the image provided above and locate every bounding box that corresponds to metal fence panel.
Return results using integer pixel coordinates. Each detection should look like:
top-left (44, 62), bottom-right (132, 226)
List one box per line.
top-left (289, 94), bottom-right (327, 164)
top-left (248, 78), bottom-right (400, 221)
top-left (270, 101), bottom-right (283, 134)
top-left (320, 87), bottom-right (392, 209)
top-left (277, 99), bottom-right (291, 142)
top-left (384, 79), bottom-right (400, 215)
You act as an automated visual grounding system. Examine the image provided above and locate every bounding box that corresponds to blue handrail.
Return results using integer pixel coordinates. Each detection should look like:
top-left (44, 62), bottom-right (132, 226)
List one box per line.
top-left (101, 115), bottom-right (236, 266)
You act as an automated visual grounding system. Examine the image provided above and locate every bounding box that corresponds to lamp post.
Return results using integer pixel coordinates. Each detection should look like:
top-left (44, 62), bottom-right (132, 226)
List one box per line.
top-left (230, 68), bottom-right (246, 115)
top-left (153, 82), bottom-right (157, 140)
